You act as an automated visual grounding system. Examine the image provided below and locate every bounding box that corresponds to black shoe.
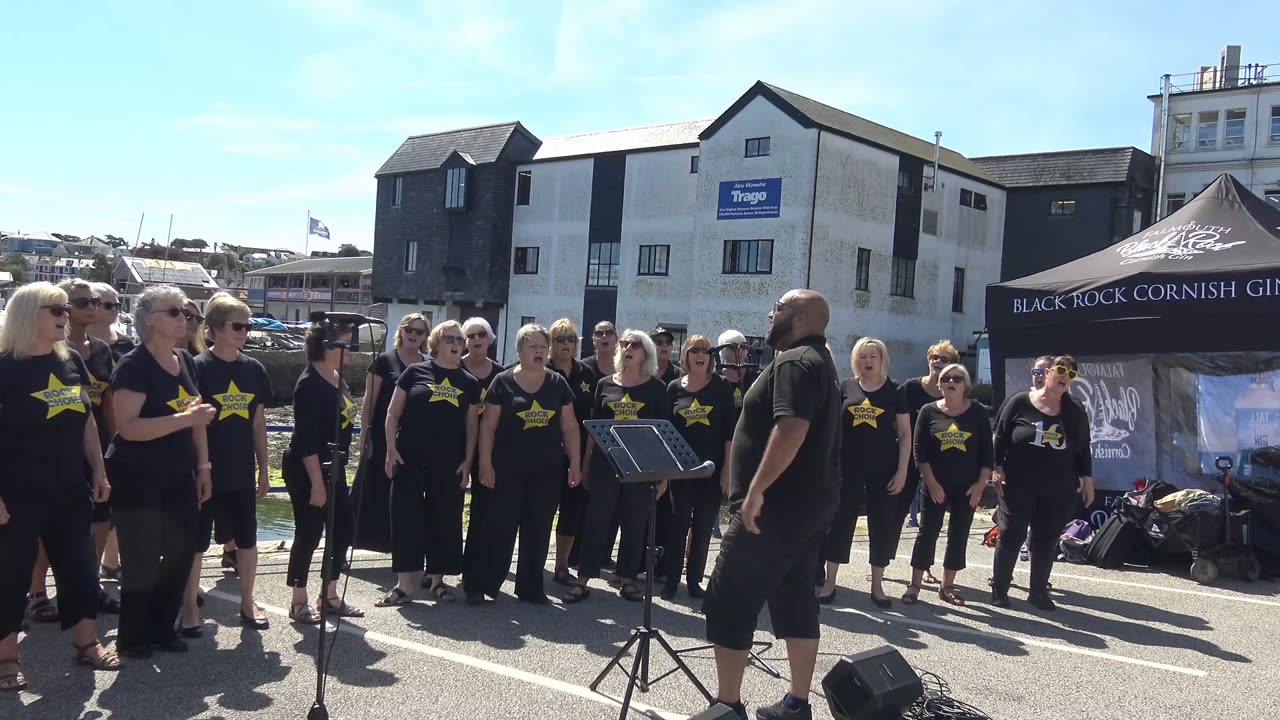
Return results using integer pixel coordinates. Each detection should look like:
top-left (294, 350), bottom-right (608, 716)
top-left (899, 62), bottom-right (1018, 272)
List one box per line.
top-left (240, 611), bottom-right (270, 630)
top-left (991, 588), bottom-right (1011, 608)
top-left (178, 623), bottom-right (204, 639)
top-left (517, 593), bottom-right (551, 606)
top-left (154, 637), bottom-right (190, 653)
top-left (711, 699), bottom-right (748, 720)
top-left (869, 593), bottom-right (891, 610)
top-left (817, 589), bottom-right (837, 605)
top-left (465, 591), bottom-right (489, 606)
top-left (756, 696), bottom-right (813, 720)
top-left (118, 644), bottom-right (153, 660)
top-left (660, 583), bottom-right (679, 601)
top-left (1027, 592), bottom-right (1057, 611)
top-left (687, 583), bottom-right (706, 600)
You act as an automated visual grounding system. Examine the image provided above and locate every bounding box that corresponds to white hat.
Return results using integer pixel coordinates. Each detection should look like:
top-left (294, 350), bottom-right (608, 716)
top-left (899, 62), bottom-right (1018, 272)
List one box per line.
top-left (718, 329), bottom-right (747, 346)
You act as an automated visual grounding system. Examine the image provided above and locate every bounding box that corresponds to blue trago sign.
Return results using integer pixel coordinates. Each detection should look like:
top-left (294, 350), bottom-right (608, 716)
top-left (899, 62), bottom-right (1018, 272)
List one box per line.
top-left (717, 178), bottom-right (782, 220)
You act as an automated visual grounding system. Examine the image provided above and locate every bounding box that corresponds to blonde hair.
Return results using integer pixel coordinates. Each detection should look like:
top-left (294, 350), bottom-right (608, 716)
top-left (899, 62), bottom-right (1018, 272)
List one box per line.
top-left (184, 298), bottom-right (206, 353)
top-left (395, 313), bottom-right (429, 350)
top-left (850, 337), bottom-right (890, 380)
top-left (426, 320), bottom-right (463, 355)
top-left (937, 363), bottom-right (971, 393)
top-left (927, 339), bottom-right (959, 361)
top-left (680, 334), bottom-right (711, 376)
top-left (548, 318), bottom-right (580, 357)
top-left (0, 282), bottom-right (71, 360)
top-left (614, 329), bottom-right (658, 377)
top-left (205, 292), bottom-right (251, 344)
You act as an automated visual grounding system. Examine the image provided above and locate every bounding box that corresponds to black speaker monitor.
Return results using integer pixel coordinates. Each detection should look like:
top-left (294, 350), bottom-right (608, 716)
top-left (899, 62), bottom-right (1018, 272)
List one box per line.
top-left (822, 645), bottom-right (923, 720)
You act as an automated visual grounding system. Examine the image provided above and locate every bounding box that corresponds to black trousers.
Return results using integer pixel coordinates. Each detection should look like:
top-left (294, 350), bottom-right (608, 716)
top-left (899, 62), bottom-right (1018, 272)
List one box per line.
top-left (0, 484), bottom-right (99, 640)
top-left (351, 440), bottom-right (392, 553)
top-left (577, 456), bottom-right (647, 581)
top-left (704, 502), bottom-right (834, 651)
top-left (911, 481), bottom-right (977, 572)
top-left (109, 462), bottom-right (198, 649)
top-left (863, 465), bottom-right (919, 568)
top-left (464, 459), bottom-right (561, 599)
top-left (284, 454), bottom-right (353, 589)
top-left (822, 467), bottom-right (868, 565)
top-left (391, 453), bottom-right (465, 576)
top-left (993, 476), bottom-right (1077, 595)
top-left (664, 476), bottom-right (722, 587)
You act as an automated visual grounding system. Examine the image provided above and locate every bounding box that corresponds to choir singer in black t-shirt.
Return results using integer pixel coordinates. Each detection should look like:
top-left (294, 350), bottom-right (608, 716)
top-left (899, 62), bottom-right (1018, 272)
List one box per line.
top-left (0, 283), bottom-right (121, 690)
top-left (106, 285), bottom-right (217, 658)
top-left (702, 290), bottom-right (841, 720)
top-left (459, 317), bottom-right (505, 578)
top-left (462, 324), bottom-right (581, 605)
top-left (545, 319), bottom-right (596, 587)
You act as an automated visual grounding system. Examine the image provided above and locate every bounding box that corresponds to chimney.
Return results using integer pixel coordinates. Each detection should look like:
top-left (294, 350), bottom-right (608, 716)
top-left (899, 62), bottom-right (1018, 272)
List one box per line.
top-left (1221, 44), bottom-right (1242, 88)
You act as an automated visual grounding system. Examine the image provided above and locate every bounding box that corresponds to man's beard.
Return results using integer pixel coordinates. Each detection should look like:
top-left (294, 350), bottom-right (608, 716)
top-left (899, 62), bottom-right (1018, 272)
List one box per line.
top-left (766, 322), bottom-right (788, 349)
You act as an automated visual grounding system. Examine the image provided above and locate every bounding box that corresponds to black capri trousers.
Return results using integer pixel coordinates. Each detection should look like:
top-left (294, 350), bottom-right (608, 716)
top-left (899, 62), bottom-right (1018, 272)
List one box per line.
top-left (664, 471), bottom-right (723, 587)
top-left (284, 450), bottom-right (353, 589)
top-left (862, 463), bottom-right (919, 568)
top-left (910, 480), bottom-right (977, 572)
top-left (576, 455), bottom-right (648, 582)
top-left (703, 503), bottom-right (834, 651)
top-left (464, 458), bottom-right (562, 599)
top-left (0, 484), bottom-right (99, 640)
top-left (391, 450), bottom-right (466, 576)
top-left (197, 488), bottom-right (258, 552)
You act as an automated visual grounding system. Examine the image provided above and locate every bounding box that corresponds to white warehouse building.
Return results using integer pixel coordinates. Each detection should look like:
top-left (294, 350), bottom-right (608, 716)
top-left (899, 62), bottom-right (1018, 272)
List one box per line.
top-left (503, 81), bottom-right (1005, 373)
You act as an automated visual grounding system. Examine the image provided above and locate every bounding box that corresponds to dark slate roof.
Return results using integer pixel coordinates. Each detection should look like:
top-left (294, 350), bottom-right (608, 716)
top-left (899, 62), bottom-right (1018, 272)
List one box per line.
top-left (375, 122), bottom-right (539, 176)
top-left (245, 257), bottom-right (373, 276)
top-left (969, 147), bottom-right (1151, 188)
top-left (701, 82), bottom-right (999, 186)
top-left (532, 119), bottom-right (712, 161)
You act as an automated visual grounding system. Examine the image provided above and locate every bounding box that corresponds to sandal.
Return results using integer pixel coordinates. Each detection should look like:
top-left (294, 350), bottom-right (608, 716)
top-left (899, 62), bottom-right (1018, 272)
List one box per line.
top-left (100, 565), bottom-right (121, 581)
top-left (923, 571), bottom-right (941, 586)
top-left (939, 586), bottom-right (965, 606)
top-left (320, 596), bottom-right (365, 618)
top-left (901, 585), bottom-right (922, 605)
top-left (28, 593), bottom-right (59, 624)
top-left (552, 568), bottom-right (575, 586)
top-left (0, 658), bottom-right (26, 692)
top-left (429, 583), bottom-right (457, 604)
top-left (73, 642), bottom-right (122, 672)
top-left (375, 588), bottom-right (412, 607)
top-left (98, 589), bottom-right (121, 614)
top-left (562, 584), bottom-right (591, 604)
top-left (618, 582), bottom-right (643, 602)
top-left (290, 602), bottom-right (322, 625)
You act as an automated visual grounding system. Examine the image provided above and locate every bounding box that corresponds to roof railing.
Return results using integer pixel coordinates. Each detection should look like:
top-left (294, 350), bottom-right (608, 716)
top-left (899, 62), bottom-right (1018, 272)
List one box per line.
top-left (1165, 62), bottom-right (1280, 94)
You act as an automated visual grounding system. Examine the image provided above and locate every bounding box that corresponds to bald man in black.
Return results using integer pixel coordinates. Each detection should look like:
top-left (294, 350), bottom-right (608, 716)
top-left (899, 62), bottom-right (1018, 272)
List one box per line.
top-left (702, 289), bottom-right (842, 720)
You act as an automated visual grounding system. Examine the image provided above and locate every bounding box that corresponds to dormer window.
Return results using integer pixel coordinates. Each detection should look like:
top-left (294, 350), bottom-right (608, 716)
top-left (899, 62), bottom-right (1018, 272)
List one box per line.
top-left (445, 167), bottom-right (467, 209)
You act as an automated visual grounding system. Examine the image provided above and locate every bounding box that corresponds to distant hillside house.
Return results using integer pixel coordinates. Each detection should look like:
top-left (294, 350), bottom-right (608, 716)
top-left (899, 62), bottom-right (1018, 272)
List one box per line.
top-left (244, 256), bottom-right (373, 322)
top-left (113, 257), bottom-right (221, 307)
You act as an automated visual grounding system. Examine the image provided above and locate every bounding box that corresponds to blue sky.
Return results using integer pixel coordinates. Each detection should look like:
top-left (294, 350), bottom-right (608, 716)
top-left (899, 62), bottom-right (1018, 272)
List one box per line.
top-left (1, 1), bottom-right (1274, 252)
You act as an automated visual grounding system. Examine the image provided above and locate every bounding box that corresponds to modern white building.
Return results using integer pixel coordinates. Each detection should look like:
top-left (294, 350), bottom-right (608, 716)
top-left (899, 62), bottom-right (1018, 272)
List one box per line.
top-left (504, 82), bottom-right (1005, 374)
top-left (1150, 45), bottom-right (1280, 217)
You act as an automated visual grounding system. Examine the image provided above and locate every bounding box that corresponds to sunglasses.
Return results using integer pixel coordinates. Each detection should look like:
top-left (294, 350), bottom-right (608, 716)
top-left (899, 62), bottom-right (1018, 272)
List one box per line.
top-left (554, 335), bottom-right (578, 345)
top-left (929, 354), bottom-right (956, 363)
top-left (687, 347), bottom-right (710, 355)
top-left (622, 340), bottom-right (645, 350)
top-left (152, 307), bottom-right (191, 319)
top-left (593, 328), bottom-right (617, 338)
top-left (1050, 365), bottom-right (1079, 379)
top-left (43, 304), bottom-right (71, 318)
top-left (403, 327), bottom-right (426, 337)
top-left (654, 338), bottom-right (672, 346)
top-left (465, 332), bottom-right (488, 340)
top-left (441, 335), bottom-right (466, 346)
top-left (100, 301), bottom-right (121, 311)
top-left (225, 321), bottom-right (251, 332)
top-left (941, 375), bottom-right (966, 384)
top-left (71, 297), bottom-right (101, 309)
top-left (1031, 368), bottom-right (1046, 376)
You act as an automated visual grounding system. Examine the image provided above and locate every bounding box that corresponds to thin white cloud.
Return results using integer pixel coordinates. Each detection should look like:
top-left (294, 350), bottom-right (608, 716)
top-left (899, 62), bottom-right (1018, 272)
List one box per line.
top-left (0, 182), bottom-right (31, 196)
top-left (224, 168), bottom-right (373, 207)
top-left (222, 142), bottom-right (363, 158)
top-left (179, 111), bottom-right (497, 137)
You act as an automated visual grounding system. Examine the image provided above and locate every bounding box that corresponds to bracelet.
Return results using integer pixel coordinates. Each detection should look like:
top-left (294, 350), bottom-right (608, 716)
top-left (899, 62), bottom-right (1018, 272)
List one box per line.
top-left (197, 462), bottom-right (212, 470)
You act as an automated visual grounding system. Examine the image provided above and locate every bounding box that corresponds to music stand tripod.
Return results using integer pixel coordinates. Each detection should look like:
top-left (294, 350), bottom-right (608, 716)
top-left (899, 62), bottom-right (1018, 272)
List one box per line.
top-left (584, 420), bottom-right (716, 719)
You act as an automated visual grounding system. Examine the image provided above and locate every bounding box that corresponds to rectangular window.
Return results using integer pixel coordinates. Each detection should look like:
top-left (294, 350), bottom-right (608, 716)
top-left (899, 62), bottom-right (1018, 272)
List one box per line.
top-left (745, 137), bottom-right (771, 158)
top-left (516, 170), bottom-right (532, 206)
top-left (952, 267), bottom-right (965, 313)
top-left (898, 169), bottom-right (913, 190)
top-left (1197, 111), bottom-right (1219, 149)
top-left (890, 256), bottom-right (915, 298)
top-left (1050, 200), bottom-right (1077, 216)
top-left (1172, 113), bottom-right (1192, 150)
top-left (404, 239), bottom-right (418, 272)
top-left (520, 316), bottom-right (535, 327)
top-left (1166, 192), bottom-right (1187, 213)
top-left (661, 324), bottom-right (687, 356)
top-left (973, 192), bottom-right (988, 211)
top-left (960, 188), bottom-right (973, 207)
top-left (722, 239), bottom-right (773, 274)
top-left (690, 155), bottom-right (700, 174)
top-left (513, 246), bottom-right (539, 275)
top-left (1265, 190), bottom-right (1280, 209)
top-left (855, 248), bottom-right (871, 291)
top-left (445, 167), bottom-right (467, 209)
top-left (392, 176), bottom-right (403, 207)
top-left (637, 244), bottom-right (670, 276)
top-left (921, 209), bottom-right (938, 236)
top-left (1224, 109), bottom-right (1247, 148)
top-left (1271, 106), bottom-right (1280, 144)
top-left (586, 241), bottom-right (620, 287)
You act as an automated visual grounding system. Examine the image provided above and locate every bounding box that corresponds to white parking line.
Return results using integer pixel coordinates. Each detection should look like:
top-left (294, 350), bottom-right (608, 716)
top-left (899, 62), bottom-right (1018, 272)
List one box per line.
top-left (205, 589), bottom-right (688, 720)
top-left (832, 607), bottom-right (1208, 677)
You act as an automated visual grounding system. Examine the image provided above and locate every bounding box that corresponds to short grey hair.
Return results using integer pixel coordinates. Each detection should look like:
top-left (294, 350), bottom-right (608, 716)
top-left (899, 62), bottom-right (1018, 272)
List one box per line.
top-left (462, 316), bottom-right (494, 340)
top-left (614, 329), bottom-right (658, 377)
top-left (90, 282), bottom-right (118, 300)
top-left (515, 323), bottom-right (550, 354)
top-left (57, 278), bottom-right (95, 295)
top-left (134, 284), bottom-right (188, 344)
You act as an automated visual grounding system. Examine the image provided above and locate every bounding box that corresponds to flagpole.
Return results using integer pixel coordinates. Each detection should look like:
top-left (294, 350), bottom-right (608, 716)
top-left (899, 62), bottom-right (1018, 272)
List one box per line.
top-left (161, 213), bottom-right (174, 286)
top-left (303, 210), bottom-right (310, 323)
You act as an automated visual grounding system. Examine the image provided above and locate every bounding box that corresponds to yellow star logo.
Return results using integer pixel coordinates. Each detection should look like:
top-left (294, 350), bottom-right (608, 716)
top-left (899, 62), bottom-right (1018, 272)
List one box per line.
top-left (167, 385), bottom-right (200, 413)
top-left (88, 373), bottom-right (109, 408)
top-left (515, 400), bottom-right (557, 430)
top-left (427, 377), bottom-right (463, 407)
top-left (935, 422), bottom-right (972, 452)
top-left (848, 398), bottom-right (885, 428)
top-left (580, 381), bottom-right (590, 394)
top-left (30, 373), bottom-right (87, 419)
top-left (678, 398), bottom-right (714, 427)
top-left (340, 394), bottom-right (358, 429)
top-left (733, 387), bottom-right (743, 408)
top-left (608, 393), bottom-right (645, 420)
top-left (1040, 425), bottom-right (1064, 446)
top-left (478, 387), bottom-right (489, 415)
top-left (213, 380), bottom-right (255, 421)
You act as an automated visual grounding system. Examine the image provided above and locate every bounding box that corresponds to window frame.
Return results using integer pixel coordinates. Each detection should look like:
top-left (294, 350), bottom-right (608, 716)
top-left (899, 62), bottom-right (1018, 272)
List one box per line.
top-left (1270, 106), bottom-right (1280, 145)
top-left (890, 256), bottom-right (916, 298)
top-left (586, 241), bottom-right (621, 287)
top-left (690, 155), bottom-right (700, 174)
top-left (1049, 199), bottom-right (1077, 216)
top-left (952, 267), bottom-right (965, 313)
top-left (515, 170), bottom-right (532, 206)
top-left (1197, 110), bottom-right (1219, 150)
top-left (921, 208), bottom-right (939, 236)
top-left (1264, 190), bottom-right (1280, 210)
top-left (1166, 192), bottom-right (1187, 214)
top-left (403, 238), bottom-right (418, 273)
top-left (744, 137), bottom-right (771, 158)
top-left (1223, 108), bottom-right (1247, 148)
top-left (1171, 113), bottom-right (1192, 151)
top-left (445, 167), bottom-right (468, 209)
top-left (960, 188), bottom-right (974, 208)
top-left (854, 247), bottom-right (871, 292)
top-left (513, 246), bottom-right (539, 275)
top-left (637, 244), bottom-right (671, 277)
top-left (392, 176), bottom-right (403, 208)
top-left (722, 239), bottom-right (774, 275)
top-left (973, 192), bottom-right (988, 211)
top-left (520, 316), bottom-right (535, 327)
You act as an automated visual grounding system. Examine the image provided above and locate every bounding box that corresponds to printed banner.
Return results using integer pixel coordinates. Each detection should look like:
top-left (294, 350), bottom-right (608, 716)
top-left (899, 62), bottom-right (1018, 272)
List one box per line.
top-left (1196, 370), bottom-right (1280, 481)
top-left (717, 178), bottom-right (782, 220)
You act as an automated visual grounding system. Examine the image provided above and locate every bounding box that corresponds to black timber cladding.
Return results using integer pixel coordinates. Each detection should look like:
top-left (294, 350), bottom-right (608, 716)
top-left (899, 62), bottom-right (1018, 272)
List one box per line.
top-left (581, 155), bottom-right (625, 336)
top-left (893, 155), bottom-right (924, 260)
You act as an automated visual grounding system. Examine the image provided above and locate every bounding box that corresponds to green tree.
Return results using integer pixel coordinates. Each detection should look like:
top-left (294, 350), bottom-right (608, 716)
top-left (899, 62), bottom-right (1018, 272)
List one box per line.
top-left (104, 234), bottom-right (127, 248)
top-left (82, 255), bottom-right (114, 283)
top-left (337, 243), bottom-right (361, 257)
top-left (134, 244), bottom-right (193, 263)
top-left (0, 253), bottom-right (30, 283)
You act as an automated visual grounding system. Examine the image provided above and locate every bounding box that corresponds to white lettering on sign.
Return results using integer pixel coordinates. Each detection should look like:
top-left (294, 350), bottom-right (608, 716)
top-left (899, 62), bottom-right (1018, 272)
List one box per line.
top-left (1115, 222), bottom-right (1245, 265)
top-left (731, 190), bottom-right (769, 204)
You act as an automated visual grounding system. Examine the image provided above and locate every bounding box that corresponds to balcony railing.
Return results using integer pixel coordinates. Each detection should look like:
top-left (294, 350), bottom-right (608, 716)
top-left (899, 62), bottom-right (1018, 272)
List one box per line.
top-left (1166, 62), bottom-right (1280, 95)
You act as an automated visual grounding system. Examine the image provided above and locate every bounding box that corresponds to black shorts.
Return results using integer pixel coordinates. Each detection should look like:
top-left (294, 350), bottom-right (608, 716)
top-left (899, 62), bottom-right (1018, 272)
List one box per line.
top-left (702, 502), bottom-right (834, 651)
top-left (197, 488), bottom-right (258, 552)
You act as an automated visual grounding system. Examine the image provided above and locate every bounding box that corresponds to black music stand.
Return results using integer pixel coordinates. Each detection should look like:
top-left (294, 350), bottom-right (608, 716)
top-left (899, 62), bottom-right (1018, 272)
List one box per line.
top-left (584, 419), bottom-right (716, 719)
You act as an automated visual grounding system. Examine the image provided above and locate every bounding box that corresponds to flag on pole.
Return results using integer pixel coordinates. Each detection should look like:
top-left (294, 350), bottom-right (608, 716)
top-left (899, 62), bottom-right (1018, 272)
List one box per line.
top-left (309, 217), bottom-right (331, 239)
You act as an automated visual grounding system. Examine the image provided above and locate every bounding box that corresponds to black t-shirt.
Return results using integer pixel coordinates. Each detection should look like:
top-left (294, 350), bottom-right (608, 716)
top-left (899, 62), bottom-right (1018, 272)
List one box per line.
top-left (486, 368), bottom-right (575, 469)
top-left (727, 336), bottom-right (841, 512)
top-left (108, 335), bottom-right (136, 363)
top-left (463, 357), bottom-right (505, 415)
top-left (656, 361), bottom-right (681, 386)
top-left (290, 363), bottom-right (357, 467)
top-left (194, 350), bottom-right (273, 492)
top-left (583, 355), bottom-right (614, 382)
top-left (395, 358), bottom-right (480, 461)
top-left (914, 402), bottom-right (994, 489)
top-left (369, 350), bottom-right (421, 448)
top-left (550, 358), bottom-right (596, 444)
top-left (993, 391), bottom-right (1092, 486)
top-left (0, 351), bottom-right (93, 489)
top-left (107, 347), bottom-right (201, 472)
top-left (80, 338), bottom-right (115, 450)
top-left (592, 375), bottom-right (669, 422)
top-left (899, 377), bottom-right (941, 435)
top-left (840, 377), bottom-right (908, 477)
top-left (667, 374), bottom-right (736, 464)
